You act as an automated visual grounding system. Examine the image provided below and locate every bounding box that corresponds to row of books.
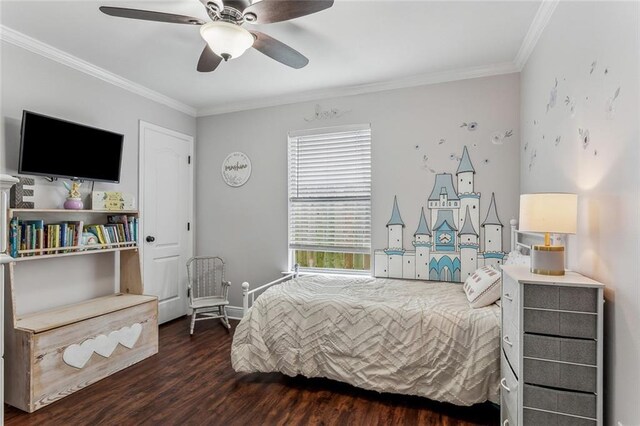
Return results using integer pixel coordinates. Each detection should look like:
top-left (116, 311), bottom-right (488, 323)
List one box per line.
top-left (9, 215), bottom-right (139, 258)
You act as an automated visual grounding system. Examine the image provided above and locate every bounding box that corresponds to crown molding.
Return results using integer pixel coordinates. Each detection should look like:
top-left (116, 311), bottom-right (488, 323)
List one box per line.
top-left (196, 61), bottom-right (519, 117)
top-left (514, 0), bottom-right (559, 70)
top-left (0, 25), bottom-right (197, 117)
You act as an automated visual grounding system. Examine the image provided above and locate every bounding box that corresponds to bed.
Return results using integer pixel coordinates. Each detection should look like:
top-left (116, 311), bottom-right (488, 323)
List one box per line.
top-left (231, 274), bottom-right (501, 405)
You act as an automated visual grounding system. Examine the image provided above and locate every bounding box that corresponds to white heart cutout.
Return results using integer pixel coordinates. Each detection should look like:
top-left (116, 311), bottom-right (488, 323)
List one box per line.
top-left (118, 323), bottom-right (142, 349)
top-left (63, 339), bottom-right (95, 369)
top-left (93, 334), bottom-right (119, 358)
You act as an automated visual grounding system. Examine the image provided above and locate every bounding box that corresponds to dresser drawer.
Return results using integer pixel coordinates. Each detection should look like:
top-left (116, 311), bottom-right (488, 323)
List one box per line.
top-left (502, 273), bottom-right (519, 330)
top-left (523, 408), bottom-right (596, 426)
top-left (502, 319), bottom-right (519, 376)
top-left (523, 358), bottom-right (596, 393)
top-left (501, 350), bottom-right (518, 426)
top-left (523, 309), bottom-right (597, 339)
top-left (523, 284), bottom-right (597, 313)
top-left (524, 384), bottom-right (596, 419)
top-left (524, 334), bottom-right (596, 365)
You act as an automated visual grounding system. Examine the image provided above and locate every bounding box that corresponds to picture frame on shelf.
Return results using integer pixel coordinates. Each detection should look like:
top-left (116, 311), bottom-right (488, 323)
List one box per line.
top-left (91, 191), bottom-right (135, 211)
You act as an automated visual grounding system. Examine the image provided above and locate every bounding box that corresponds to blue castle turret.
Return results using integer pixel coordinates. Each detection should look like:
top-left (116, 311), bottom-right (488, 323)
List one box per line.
top-left (385, 195), bottom-right (405, 252)
top-left (413, 208), bottom-right (432, 279)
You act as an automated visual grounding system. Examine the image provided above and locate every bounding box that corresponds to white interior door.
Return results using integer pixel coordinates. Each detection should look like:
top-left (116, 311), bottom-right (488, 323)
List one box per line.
top-left (140, 122), bottom-right (193, 324)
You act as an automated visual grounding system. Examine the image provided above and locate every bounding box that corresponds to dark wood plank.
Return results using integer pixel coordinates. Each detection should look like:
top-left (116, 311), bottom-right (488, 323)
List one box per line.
top-left (5, 317), bottom-right (499, 425)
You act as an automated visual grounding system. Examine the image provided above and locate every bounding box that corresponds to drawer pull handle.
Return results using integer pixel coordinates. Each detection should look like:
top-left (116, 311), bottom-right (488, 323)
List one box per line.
top-left (503, 420), bottom-right (509, 426)
top-left (504, 293), bottom-right (513, 301)
top-left (500, 378), bottom-right (511, 392)
top-left (503, 335), bottom-right (513, 346)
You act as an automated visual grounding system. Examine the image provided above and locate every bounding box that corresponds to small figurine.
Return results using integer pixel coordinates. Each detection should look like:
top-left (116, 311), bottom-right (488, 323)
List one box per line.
top-left (64, 181), bottom-right (82, 198)
top-left (63, 180), bottom-right (84, 210)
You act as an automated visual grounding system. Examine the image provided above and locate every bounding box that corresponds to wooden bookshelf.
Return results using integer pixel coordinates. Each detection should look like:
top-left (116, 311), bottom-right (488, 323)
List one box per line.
top-left (7, 209), bottom-right (139, 261)
top-left (4, 207), bottom-right (158, 413)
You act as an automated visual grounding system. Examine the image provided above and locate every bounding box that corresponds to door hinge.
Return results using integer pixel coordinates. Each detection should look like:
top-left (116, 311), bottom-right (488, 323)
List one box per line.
top-left (187, 155), bottom-right (191, 164)
top-left (187, 222), bottom-right (191, 231)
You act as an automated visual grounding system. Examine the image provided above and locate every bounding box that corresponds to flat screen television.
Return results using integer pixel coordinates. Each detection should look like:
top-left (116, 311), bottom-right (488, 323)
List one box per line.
top-left (19, 110), bottom-right (124, 183)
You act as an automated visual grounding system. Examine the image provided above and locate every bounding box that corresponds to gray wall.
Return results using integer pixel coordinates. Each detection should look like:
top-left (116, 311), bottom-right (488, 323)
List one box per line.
top-left (196, 73), bottom-right (521, 307)
top-left (520, 2), bottom-right (639, 424)
top-left (0, 42), bottom-right (196, 313)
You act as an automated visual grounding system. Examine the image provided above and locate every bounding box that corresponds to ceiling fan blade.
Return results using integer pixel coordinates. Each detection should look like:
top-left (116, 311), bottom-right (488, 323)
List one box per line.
top-left (99, 6), bottom-right (206, 25)
top-left (197, 45), bottom-right (223, 72)
top-left (243, 0), bottom-right (334, 24)
top-left (251, 31), bottom-right (308, 69)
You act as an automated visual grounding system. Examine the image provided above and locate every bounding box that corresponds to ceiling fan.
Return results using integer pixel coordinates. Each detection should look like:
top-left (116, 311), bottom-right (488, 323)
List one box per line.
top-left (99, 0), bottom-right (334, 73)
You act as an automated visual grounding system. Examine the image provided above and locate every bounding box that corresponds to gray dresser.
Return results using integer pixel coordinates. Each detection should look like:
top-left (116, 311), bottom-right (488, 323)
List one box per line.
top-left (500, 265), bottom-right (604, 426)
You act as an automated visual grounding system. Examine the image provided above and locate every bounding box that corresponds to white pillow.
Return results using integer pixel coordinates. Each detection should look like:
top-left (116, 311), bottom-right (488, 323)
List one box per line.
top-left (463, 265), bottom-right (502, 308)
top-left (504, 250), bottom-right (531, 267)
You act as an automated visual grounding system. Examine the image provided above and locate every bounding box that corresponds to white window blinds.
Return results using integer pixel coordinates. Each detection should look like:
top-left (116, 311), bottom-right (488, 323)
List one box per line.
top-left (288, 124), bottom-right (371, 254)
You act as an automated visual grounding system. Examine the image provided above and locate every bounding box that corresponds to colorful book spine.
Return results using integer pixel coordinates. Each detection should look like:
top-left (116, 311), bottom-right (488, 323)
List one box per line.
top-left (76, 221), bottom-right (84, 247)
top-left (104, 225), bottom-right (115, 244)
top-left (9, 217), bottom-right (19, 257)
top-left (25, 225), bottom-right (32, 256)
top-left (37, 228), bottom-right (44, 251)
top-left (17, 224), bottom-right (22, 253)
top-left (100, 225), bottom-right (110, 244)
top-left (52, 224), bottom-right (60, 252)
top-left (60, 223), bottom-right (68, 248)
top-left (116, 224), bottom-right (126, 243)
top-left (46, 225), bottom-right (52, 251)
top-left (21, 223), bottom-right (27, 252)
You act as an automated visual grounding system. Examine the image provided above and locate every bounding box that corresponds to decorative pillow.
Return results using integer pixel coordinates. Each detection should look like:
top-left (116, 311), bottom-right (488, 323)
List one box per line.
top-left (463, 265), bottom-right (502, 308)
top-left (503, 250), bottom-right (531, 267)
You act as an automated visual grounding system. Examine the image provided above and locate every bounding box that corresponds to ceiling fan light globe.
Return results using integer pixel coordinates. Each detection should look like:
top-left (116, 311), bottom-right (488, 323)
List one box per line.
top-left (200, 21), bottom-right (254, 60)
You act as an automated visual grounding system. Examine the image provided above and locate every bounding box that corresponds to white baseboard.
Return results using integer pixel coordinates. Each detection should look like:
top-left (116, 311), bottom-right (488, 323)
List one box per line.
top-left (226, 305), bottom-right (244, 320)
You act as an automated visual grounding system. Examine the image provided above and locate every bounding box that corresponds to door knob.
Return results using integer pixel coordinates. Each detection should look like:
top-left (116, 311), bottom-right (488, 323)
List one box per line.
top-left (146, 236), bottom-right (155, 243)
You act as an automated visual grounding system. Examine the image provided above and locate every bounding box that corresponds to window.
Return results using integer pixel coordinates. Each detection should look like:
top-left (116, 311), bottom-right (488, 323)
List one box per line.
top-left (288, 124), bottom-right (371, 273)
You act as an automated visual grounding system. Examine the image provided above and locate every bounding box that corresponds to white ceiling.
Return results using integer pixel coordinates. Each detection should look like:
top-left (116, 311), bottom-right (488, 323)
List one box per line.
top-left (1, 1), bottom-right (541, 115)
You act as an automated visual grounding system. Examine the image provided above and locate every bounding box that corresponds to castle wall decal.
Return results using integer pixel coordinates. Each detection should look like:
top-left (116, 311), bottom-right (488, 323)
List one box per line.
top-left (374, 145), bottom-right (506, 283)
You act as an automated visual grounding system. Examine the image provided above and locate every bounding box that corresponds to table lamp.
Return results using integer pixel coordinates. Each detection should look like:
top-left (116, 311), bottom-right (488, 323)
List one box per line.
top-left (518, 193), bottom-right (577, 276)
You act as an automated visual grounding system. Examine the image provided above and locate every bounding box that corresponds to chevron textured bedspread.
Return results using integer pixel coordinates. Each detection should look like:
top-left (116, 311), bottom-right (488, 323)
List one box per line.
top-left (231, 275), bottom-right (500, 405)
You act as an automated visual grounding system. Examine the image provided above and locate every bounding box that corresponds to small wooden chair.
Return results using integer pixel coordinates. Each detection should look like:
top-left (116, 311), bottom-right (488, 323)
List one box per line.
top-left (186, 256), bottom-right (231, 335)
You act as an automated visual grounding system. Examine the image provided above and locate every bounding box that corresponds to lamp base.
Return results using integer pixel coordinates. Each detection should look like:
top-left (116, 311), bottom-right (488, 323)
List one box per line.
top-left (530, 245), bottom-right (565, 276)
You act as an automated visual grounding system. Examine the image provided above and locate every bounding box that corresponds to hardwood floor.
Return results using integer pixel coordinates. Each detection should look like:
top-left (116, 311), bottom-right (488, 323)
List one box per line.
top-left (5, 317), bottom-right (499, 425)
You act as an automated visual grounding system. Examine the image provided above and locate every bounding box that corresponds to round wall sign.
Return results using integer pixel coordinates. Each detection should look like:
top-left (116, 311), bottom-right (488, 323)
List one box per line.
top-left (221, 151), bottom-right (252, 187)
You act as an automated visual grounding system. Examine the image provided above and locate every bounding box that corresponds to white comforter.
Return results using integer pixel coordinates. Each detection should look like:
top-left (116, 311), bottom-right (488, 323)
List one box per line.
top-left (231, 275), bottom-right (500, 405)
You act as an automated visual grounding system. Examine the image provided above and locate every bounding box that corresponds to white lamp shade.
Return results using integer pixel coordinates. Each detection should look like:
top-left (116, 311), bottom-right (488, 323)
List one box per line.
top-left (519, 193), bottom-right (578, 234)
top-left (200, 22), bottom-right (254, 60)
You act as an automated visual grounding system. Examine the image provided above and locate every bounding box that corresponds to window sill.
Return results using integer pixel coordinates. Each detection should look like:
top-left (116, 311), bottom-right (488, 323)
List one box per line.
top-left (282, 269), bottom-right (372, 278)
